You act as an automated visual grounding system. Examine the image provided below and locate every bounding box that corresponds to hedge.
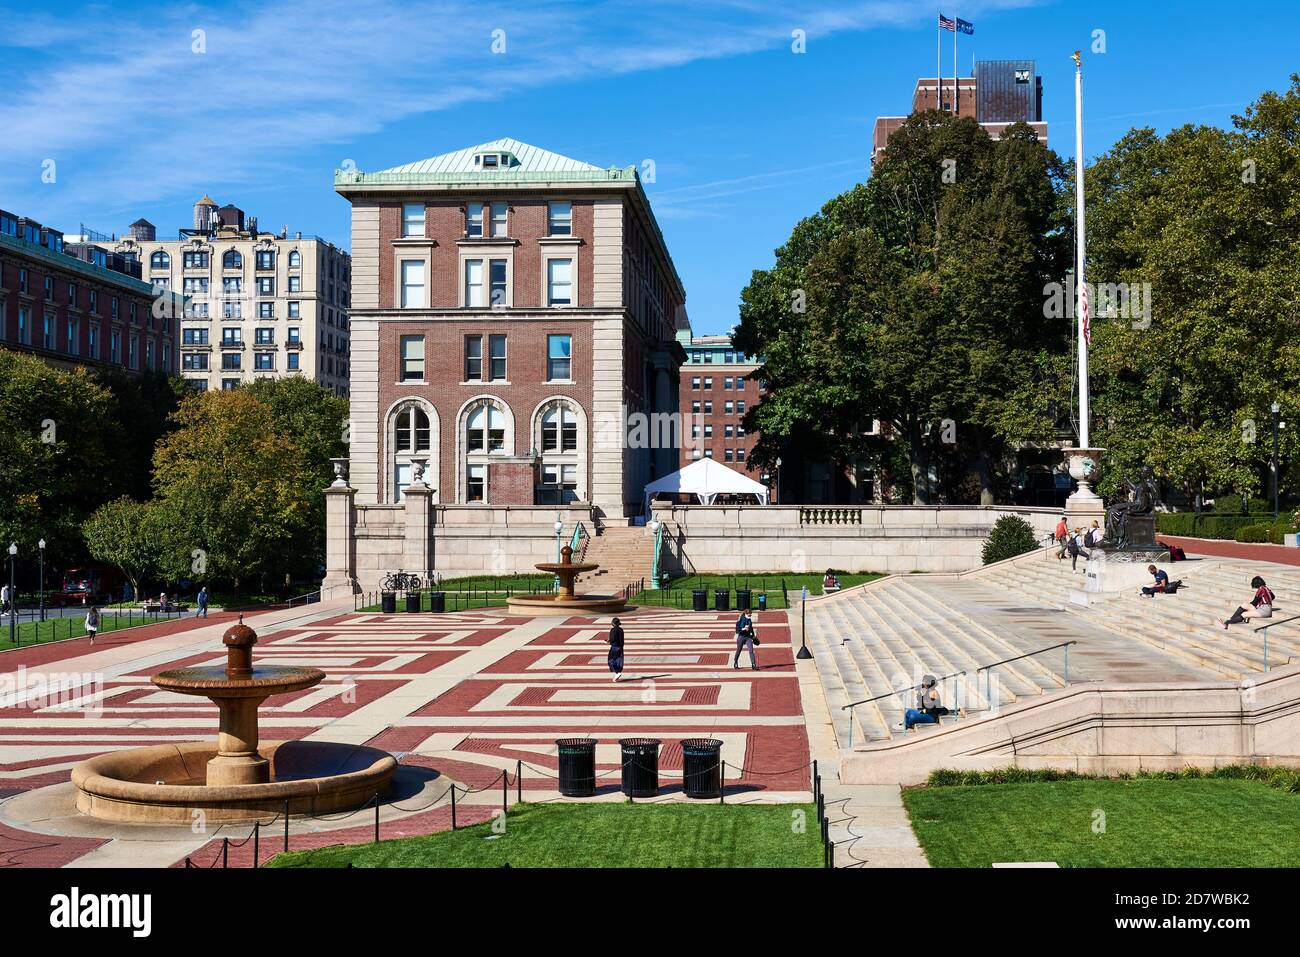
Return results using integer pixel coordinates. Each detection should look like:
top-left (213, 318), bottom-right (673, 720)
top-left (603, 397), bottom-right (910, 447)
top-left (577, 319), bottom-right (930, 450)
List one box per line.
top-left (1156, 513), bottom-right (1295, 541)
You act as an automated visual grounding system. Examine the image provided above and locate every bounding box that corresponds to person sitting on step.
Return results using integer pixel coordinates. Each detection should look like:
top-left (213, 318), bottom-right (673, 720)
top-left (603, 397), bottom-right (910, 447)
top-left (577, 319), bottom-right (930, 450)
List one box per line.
top-left (1221, 576), bottom-right (1274, 629)
top-left (902, 675), bottom-right (948, 730)
top-left (822, 570), bottom-right (840, 592)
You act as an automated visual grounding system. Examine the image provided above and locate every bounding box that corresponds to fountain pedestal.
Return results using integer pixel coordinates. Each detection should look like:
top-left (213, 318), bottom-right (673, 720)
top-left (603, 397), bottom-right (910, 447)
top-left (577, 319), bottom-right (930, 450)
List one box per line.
top-left (505, 544), bottom-right (629, 617)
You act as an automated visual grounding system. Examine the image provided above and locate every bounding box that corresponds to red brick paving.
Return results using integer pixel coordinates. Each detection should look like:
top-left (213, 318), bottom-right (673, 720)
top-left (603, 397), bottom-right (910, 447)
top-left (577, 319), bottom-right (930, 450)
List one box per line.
top-left (1158, 535), bottom-right (1300, 567)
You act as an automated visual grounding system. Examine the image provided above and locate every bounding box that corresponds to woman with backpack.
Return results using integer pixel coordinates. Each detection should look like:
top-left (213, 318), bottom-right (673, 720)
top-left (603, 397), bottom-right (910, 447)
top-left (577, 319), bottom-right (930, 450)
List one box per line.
top-left (606, 617), bottom-right (625, 682)
top-left (85, 606), bottom-right (100, 644)
top-left (1221, 576), bottom-right (1275, 628)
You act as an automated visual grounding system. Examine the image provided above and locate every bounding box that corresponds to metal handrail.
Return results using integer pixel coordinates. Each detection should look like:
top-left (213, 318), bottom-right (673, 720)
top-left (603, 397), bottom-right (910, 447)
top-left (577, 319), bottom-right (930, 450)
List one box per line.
top-left (841, 671), bottom-right (966, 748)
top-left (1253, 614), bottom-right (1300, 671)
top-left (976, 640), bottom-right (1078, 706)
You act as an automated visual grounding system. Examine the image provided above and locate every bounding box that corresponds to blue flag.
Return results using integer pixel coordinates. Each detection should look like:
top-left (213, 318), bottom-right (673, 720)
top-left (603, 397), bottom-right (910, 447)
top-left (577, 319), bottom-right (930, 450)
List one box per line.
top-left (956, 17), bottom-right (974, 34)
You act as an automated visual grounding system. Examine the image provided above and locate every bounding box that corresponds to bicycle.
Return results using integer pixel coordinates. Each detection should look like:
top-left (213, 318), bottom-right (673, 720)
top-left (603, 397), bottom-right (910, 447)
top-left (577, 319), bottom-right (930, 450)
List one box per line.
top-left (382, 570), bottom-right (423, 592)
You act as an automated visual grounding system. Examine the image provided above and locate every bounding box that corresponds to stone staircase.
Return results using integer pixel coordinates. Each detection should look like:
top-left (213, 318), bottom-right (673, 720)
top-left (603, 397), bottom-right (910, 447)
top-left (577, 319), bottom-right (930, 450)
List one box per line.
top-left (805, 578), bottom-right (1069, 748)
top-left (575, 524), bottom-right (657, 591)
top-left (970, 552), bottom-right (1300, 678)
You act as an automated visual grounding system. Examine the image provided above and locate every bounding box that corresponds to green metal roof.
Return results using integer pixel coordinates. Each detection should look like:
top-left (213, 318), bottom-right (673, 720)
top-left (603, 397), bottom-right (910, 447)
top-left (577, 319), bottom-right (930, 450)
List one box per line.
top-left (335, 138), bottom-right (636, 186)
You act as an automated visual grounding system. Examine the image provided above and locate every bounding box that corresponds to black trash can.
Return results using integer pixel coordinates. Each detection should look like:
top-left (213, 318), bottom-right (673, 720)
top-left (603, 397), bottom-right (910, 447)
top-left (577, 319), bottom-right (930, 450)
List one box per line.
top-left (405, 592), bottom-right (421, 613)
top-left (691, 589), bottom-right (708, 612)
top-left (556, 738), bottom-right (597, 797)
top-left (380, 591), bottom-right (396, 614)
top-left (680, 738), bottom-right (723, 799)
top-left (714, 589), bottom-right (730, 612)
top-left (757, 593), bottom-right (768, 611)
top-left (619, 738), bottom-right (662, 798)
top-left (428, 591), bottom-right (445, 613)
top-left (735, 589), bottom-right (751, 611)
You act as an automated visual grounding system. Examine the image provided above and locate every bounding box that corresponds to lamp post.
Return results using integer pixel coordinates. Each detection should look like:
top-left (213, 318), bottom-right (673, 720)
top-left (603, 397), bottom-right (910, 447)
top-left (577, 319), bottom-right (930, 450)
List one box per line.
top-left (37, 538), bottom-right (45, 623)
top-left (1272, 401), bottom-right (1282, 518)
top-left (649, 517), bottom-right (661, 590)
top-left (796, 585), bottom-right (812, 659)
top-left (775, 456), bottom-right (783, 506)
top-left (7, 543), bottom-right (16, 643)
top-left (553, 513), bottom-right (563, 592)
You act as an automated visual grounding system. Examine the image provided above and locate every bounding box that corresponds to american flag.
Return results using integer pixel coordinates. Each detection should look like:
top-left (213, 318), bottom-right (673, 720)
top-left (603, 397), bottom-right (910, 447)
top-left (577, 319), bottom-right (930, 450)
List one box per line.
top-left (939, 13), bottom-right (956, 31)
top-left (1081, 280), bottom-right (1092, 347)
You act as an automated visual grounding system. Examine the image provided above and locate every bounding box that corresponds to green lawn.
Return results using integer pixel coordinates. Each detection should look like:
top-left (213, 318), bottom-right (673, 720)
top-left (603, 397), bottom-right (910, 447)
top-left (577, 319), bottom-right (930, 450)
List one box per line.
top-left (903, 778), bottom-right (1300, 867)
top-left (637, 572), bottom-right (884, 610)
top-left (266, 801), bottom-right (822, 868)
top-left (0, 611), bottom-right (186, 648)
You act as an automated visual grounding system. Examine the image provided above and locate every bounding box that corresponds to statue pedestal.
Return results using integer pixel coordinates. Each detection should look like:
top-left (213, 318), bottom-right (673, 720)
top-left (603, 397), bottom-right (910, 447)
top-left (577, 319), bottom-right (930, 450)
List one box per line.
top-left (1063, 447), bottom-right (1107, 527)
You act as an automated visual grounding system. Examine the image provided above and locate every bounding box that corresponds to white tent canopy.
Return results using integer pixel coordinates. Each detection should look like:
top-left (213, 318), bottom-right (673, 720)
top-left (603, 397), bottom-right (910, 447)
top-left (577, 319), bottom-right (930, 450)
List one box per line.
top-left (643, 457), bottom-right (770, 514)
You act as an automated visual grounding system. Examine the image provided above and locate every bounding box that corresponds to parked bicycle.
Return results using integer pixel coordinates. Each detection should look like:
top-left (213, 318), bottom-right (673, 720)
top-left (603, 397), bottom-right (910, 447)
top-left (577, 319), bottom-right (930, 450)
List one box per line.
top-left (382, 570), bottom-right (423, 592)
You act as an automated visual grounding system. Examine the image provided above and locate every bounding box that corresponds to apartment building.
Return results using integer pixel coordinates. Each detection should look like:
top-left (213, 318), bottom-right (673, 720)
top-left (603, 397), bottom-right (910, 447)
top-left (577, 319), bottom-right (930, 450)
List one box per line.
top-left (676, 332), bottom-right (762, 472)
top-left (334, 137), bottom-right (686, 519)
top-left (0, 208), bottom-right (180, 375)
top-left (103, 198), bottom-right (352, 396)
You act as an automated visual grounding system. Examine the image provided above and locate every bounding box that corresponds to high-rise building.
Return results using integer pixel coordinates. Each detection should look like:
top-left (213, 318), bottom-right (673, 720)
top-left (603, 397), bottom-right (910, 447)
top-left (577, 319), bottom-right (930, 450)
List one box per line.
top-left (872, 60), bottom-right (1048, 164)
top-left (676, 331), bottom-right (762, 475)
top-left (0, 207), bottom-right (180, 375)
top-left (103, 197), bottom-right (352, 396)
top-left (334, 137), bottom-right (686, 518)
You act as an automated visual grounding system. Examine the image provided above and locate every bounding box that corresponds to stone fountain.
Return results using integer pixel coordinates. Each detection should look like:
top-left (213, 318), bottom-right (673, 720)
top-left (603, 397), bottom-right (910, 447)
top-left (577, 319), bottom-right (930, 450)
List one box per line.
top-left (505, 544), bottom-right (628, 617)
top-left (72, 619), bottom-right (396, 823)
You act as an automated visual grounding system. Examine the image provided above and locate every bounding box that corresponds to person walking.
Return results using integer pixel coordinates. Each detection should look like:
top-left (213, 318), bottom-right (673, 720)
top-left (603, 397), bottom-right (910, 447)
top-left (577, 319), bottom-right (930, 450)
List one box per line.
top-left (0, 583), bottom-right (9, 616)
top-left (197, 586), bottom-right (209, 619)
top-left (85, 606), bottom-right (99, 644)
top-left (1067, 527), bottom-right (1091, 571)
top-left (606, 616), bottom-right (625, 682)
top-left (1054, 515), bottom-right (1069, 560)
top-left (733, 609), bottom-right (758, 671)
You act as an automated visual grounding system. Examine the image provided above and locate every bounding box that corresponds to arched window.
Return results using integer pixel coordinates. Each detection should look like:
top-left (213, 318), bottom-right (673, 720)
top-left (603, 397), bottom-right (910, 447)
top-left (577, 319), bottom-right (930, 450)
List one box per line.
top-left (466, 403), bottom-right (505, 453)
top-left (541, 404), bottom-right (577, 452)
top-left (388, 401), bottom-right (436, 502)
top-left (223, 250), bottom-right (242, 269)
top-left (288, 250), bottom-right (301, 269)
top-left (533, 399), bottom-right (585, 505)
top-left (150, 250), bottom-right (170, 270)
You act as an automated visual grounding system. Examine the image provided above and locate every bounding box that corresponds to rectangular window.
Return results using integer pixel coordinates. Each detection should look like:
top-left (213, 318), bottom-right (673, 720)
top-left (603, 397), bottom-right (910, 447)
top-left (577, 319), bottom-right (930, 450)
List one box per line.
top-left (724, 377), bottom-right (733, 390)
top-left (287, 326), bottom-right (300, 343)
top-left (737, 400), bottom-right (746, 414)
top-left (402, 202), bottom-right (425, 238)
top-left (724, 424), bottom-right (734, 438)
top-left (490, 202), bottom-right (507, 237)
top-left (725, 449), bottom-right (734, 463)
top-left (691, 377), bottom-right (700, 389)
top-left (222, 327), bottom-right (242, 346)
top-left (43, 314), bottom-right (54, 349)
top-left (704, 424), bottom-right (713, 438)
top-left (18, 269), bottom-right (27, 294)
top-left (44, 276), bottom-right (54, 300)
top-left (183, 277), bottom-right (209, 295)
top-left (89, 324), bottom-right (99, 359)
top-left (255, 328), bottom-right (275, 344)
top-left (725, 400), bottom-right (734, 414)
top-left (489, 334), bottom-right (507, 380)
top-left (183, 251), bottom-right (209, 269)
top-left (222, 378), bottom-right (240, 390)
top-left (464, 259), bottom-right (484, 307)
top-left (258, 301), bottom-right (274, 319)
top-left (466, 203), bottom-right (484, 237)
top-left (257, 277), bottom-right (274, 295)
top-left (183, 352), bottom-right (209, 371)
top-left (145, 340), bottom-right (155, 369)
top-left (736, 448), bottom-right (746, 462)
top-left (223, 300), bottom-right (242, 319)
top-left (400, 335), bottom-right (425, 381)
top-left (221, 352), bottom-right (241, 370)
top-left (254, 352), bottom-right (274, 370)
top-left (547, 334), bottom-right (572, 381)
top-left (111, 297), bottom-right (119, 319)
top-left (256, 250), bottom-right (275, 270)
top-left (703, 377), bottom-right (713, 390)
top-left (128, 335), bottom-right (138, 368)
top-left (489, 259), bottom-right (507, 307)
top-left (691, 400), bottom-right (700, 414)
top-left (288, 301), bottom-right (300, 318)
top-left (110, 329), bottom-right (120, 362)
top-left (66, 319), bottom-right (78, 355)
top-left (464, 336), bottom-right (482, 380)
top-left (400, 260), bottom-right (425, 308)
top-left (546, 258), bottom-right (573, 306)
top-left (288, 276), bottom-right (301, 293)
top-left (467, 464), bottom-right (486, 502)
top-left (287, 353), bottom-right (300, 370)
top-left (703, 401), bottom-right (713, 414)
top-left (548, 201), bottom-right (572, 236)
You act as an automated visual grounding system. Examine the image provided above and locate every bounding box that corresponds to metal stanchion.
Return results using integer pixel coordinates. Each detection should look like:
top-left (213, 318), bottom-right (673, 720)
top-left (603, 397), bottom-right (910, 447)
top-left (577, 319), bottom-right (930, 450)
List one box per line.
top-left (283, 799), bottom-right (290, 852)
top-left (451, 786), bottom-right (457, 829)
top-left (374, 795), bottom-right (380, 843)
top-left (253, 821), bottom-right (260, 867)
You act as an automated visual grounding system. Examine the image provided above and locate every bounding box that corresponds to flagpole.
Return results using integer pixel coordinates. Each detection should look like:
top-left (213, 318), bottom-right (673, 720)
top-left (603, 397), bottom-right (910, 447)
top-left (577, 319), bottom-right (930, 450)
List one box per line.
top-left (953, 6), bottom-right (959, 114)
top-left (936, 14), bottom-right (941, 110)
top-left (1073, 51), bottom-right (1089, 448)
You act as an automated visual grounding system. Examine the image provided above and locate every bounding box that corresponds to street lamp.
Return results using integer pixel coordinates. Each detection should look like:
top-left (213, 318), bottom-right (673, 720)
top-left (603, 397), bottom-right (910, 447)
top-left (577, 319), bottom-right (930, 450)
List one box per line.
top-left (1272, 401), bottom-right (1282, 518)
top-left (553, 513), bottom-right (563, 591)
top-left (37, 538), bottom-right (45, 623)
top-left (7, 543), bottom-right (16, 643)
top-left (775, 456), bottom-right (783, 506)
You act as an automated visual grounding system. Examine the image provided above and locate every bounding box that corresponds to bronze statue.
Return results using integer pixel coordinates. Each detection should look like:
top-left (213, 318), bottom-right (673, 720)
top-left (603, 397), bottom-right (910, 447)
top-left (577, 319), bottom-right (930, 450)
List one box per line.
top-left (1104, 465), bottom-right (1160, 549)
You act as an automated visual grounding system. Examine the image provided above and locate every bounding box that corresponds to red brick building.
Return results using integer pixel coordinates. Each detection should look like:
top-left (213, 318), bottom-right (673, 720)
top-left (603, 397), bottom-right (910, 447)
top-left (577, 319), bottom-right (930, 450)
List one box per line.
top-left (0, 209), bottom-right (179, 374)
top-left (676, 332), bottom-right (762, 477)
top-left (335, 139), bottom-right (686, 520)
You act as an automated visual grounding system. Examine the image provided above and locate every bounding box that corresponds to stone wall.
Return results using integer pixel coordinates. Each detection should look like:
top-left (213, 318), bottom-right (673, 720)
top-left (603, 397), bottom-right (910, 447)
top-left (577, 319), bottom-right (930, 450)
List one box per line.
top-left (323, 494), bottom-right (1060, 596)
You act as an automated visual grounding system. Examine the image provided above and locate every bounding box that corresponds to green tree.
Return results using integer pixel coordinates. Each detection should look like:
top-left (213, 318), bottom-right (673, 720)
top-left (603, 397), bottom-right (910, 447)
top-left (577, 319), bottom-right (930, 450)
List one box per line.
top-left (151, 389), bottom-right (316, 589)
top-left (82, 497), bottom-right (161, 599)
top-left (982, 514), bottom-right (1040, 564)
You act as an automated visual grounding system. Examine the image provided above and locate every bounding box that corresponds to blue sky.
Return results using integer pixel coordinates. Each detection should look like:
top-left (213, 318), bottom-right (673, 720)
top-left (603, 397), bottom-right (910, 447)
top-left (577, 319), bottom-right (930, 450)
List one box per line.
top-left (1, 0), bottom-right (1294, 334)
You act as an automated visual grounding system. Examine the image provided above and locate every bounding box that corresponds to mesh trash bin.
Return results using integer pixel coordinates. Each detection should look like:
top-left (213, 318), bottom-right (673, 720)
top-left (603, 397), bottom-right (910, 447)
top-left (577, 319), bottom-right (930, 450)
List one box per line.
top-left (757, 593), bottom-right (768, 611)
top-left (380, 592), bottom-right (396, 614)
top-left (714, 589), bottom-right (730, 612)
top-left (692, 589), bottom-right (708, 612)
top-left (428, 591), bottom-right (445, 613)
top-left (619, 738), bottom-right (662, 797)
top-left (405, 593), bottom-right (421, 613)
top-left (556, 738), bottom-right (597, 797)
top-left (736, 589), bottom-right (752, 611)
top-left (680, 738), bottom-right (723, 799)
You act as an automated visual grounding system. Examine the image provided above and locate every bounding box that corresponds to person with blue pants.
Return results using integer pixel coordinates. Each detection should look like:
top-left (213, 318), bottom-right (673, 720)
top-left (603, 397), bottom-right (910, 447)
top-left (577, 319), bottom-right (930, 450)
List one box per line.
top-left (903, 675), bottom-right (943, 730)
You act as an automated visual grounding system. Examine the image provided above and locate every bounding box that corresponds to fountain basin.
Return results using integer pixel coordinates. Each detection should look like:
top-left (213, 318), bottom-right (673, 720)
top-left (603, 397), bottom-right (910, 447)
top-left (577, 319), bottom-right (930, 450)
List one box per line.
top-left (505, 594), bottom-right (629, 616)
top-left (72, 740), bottom-right (397, 824)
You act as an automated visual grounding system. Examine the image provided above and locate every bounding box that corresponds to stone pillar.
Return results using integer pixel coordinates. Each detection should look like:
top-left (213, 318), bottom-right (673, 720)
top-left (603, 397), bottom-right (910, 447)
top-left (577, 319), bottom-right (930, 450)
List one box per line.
top-left (321, 484), bottom-right (358, 599)
top-left (403, 482), bottom-right (434, 581)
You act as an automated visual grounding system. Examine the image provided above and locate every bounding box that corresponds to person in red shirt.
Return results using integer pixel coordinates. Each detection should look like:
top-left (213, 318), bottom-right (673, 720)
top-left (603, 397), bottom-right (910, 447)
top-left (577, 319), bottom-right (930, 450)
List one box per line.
top-left (1054, 516), bottom-right (1069, 560)
top-left (1222, 576), bottom-right (1275, 628)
